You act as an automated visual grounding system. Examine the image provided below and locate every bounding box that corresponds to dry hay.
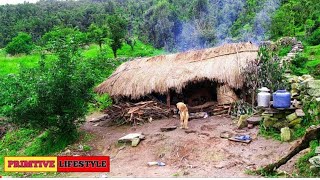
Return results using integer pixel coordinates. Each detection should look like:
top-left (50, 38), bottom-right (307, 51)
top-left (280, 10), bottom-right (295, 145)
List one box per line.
top-left (96, 42), bottom-right (259, 99)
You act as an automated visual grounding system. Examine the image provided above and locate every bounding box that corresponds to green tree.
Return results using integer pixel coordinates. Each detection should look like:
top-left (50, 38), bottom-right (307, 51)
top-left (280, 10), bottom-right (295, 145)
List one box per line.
top-left (0, 30), bottom-right (95, 140)
top-left (41, 27), bottom-right (87, 52)
top-left (5, 32), bottom-right (34, 55)
top-left (107, 15), bottom-right (127, 58)
top-left (87, 23), bottom-right (109, 50)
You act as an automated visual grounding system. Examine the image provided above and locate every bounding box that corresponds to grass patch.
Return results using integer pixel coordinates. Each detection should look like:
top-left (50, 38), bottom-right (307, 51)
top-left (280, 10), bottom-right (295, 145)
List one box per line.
top-left (0, 128), bottom-right (76, 177)
top-left (259, 118), bottom-right (312, 142)
top-left (0, 40), bottom-right (164, 78)
top-left (290, 44), bottom-right (320, 77)
top-left (296, 140), bottom-right (320, 177)
top-left (259, 126), bottom-right (281, 141)
top-left (278, 45), bottom-right (292, 57)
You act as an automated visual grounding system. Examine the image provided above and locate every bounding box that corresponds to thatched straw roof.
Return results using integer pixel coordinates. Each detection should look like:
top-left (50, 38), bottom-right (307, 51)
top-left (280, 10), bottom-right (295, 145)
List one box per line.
top-left (95, 42), bottom-right (259, 99)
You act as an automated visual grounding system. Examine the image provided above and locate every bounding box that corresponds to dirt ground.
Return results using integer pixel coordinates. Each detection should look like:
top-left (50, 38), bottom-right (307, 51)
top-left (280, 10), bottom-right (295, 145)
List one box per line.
top-left (67, 112), bottom-right (306, 178)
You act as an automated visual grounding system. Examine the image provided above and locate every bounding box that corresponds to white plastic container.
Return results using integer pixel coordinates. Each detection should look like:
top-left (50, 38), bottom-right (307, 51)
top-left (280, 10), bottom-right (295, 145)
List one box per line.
top-left (257, 87), bottom-right (271, 107)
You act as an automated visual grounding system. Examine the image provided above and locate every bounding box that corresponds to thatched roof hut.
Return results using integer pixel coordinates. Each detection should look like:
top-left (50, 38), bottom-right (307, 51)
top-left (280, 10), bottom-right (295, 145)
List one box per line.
top-left (95, 42), bottom-right (259, 100)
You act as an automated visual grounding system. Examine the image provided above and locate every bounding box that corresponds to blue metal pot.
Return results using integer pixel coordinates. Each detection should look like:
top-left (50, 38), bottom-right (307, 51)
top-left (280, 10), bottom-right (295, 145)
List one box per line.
top-left (273, 89), bottom-right (291, 108)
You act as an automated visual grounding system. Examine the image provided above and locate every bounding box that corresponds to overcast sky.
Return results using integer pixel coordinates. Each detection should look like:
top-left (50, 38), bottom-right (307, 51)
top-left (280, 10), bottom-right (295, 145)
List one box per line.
top-left (0, 0), bottom-right (40, 5)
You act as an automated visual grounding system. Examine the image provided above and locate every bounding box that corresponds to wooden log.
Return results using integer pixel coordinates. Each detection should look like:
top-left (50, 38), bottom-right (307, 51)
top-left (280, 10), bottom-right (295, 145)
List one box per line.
top-left (257, 125), bottom-right (320, 174)
top-left (160, 126), bottom-right (177, 132)
top-left (166, 91), bottom-right (171, 108)
top-left (188, 101), bottom-right (216, 111)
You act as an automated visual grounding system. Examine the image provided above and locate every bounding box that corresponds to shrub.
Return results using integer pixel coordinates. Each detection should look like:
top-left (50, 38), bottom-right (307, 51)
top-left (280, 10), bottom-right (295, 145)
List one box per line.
top-left (290, 55), bottom-right (308, 75)
top-left (41, 27), bottom-right (88, 52)
top-left (0, 32), bottom-right (95, 140)
top-left (308, 28), bottom-right (320, 45)
top-left (278, 45), bottom-right (292, 57)
top-left (5, 32), bottom-right (34, 55)
top-left (241, 46), bottom-right (288, 106)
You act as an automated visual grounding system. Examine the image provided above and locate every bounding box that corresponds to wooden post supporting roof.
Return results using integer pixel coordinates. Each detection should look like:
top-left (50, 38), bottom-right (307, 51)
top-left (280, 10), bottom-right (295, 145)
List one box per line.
top-left (166, 90), bottom-right (171, 108)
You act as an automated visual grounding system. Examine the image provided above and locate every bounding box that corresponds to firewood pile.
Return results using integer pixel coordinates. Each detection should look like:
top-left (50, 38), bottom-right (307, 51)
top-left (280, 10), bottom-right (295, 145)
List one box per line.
top-left (92, 101), bottom-right (170, 126)
top-left (187, 101), bottom-right (231, 116)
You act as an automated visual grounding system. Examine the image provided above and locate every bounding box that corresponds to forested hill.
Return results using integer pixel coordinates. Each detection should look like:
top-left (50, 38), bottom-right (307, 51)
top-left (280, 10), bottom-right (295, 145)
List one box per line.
top-left (0, 0), bottom-right (319, 51)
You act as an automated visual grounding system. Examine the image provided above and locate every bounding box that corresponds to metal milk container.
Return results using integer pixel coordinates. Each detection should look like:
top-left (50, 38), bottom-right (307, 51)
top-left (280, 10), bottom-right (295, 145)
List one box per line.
top-left (257, 87), bottom-right (271, 107)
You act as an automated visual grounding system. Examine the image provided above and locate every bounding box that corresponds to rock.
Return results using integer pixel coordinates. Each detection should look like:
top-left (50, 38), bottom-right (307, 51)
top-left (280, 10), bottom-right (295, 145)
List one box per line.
top-left (248, 124), bottom-right (254, 129)
top-left (118, 133), bottom-right (144, 143)
top-left (183, 171), bottom-right (190, 176)
top-left (281, 127), bottom-right (291, 142)
top-left (292, 99), bottom-right (302, 108)
top-left (263, 117), bottom-right (277, 128)
top-left (90, 114), bottom-right (109, 122)
top-left (237, 115), bottom-right (248, 129)
top-left (131, 138), bottom-right (140, 147)
top-left (286, 113), bottom-right (298, 122)
top-left (302, 75), bottom-right (313, 80)
top-left (273, 113), bottom-right (286, 119)
top-left (220, 131), bottom-right (233, 139)
top-left (247, 116), bottom-right (261, 125)
top-left (274, 121), bottom-right (289, 129)
top-left (309, 155), bottom-right (320, 167)
top-left (294, 124), bottom-right (302, 129)
top-left (160, 126), bottom-right (177, 132)
top-left (100, 174), bottom-right (108, 178)
top-left (289, 118), bottom-right (302, 127)
top-left (306, 80), bottom-right (320, 89)
top-left (308, 89), bottom-right (320, 97)
top-left (185, 130), bottom-right (197, 134)
top-left (316, 98), bottom-right (320, 102)
top-left (295, 109), bottom-right (305, 117)
top-left (64, 149), bottom-right (71, 155)
top-left (199, 132), bottom-right (210, 136)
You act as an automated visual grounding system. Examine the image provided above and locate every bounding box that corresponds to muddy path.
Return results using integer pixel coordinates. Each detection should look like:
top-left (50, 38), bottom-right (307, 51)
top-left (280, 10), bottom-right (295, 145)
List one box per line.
top-left (67, 113), bottom-right (302, 178)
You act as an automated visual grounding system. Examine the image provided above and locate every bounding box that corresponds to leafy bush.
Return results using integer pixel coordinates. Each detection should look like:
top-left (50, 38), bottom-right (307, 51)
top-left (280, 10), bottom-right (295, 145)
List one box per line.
top-left (297, 140), bottom-right (320, 177)
top-left (41, 27), bottom-right (88, 51)
top-left (308, 28), bottom-right (320, 45)
top-left (0, 31), bottom-right (95, 140)
top-left (310, 64), bottom-right (320, 79)
top-left (5, 32), bottom-right (34, 55)
top-left (278, 45), bottom-right (292, 57)
top-left (242, 46), bottom-right (288, 105)
top-left (290, 55), bottom-right (308, 75)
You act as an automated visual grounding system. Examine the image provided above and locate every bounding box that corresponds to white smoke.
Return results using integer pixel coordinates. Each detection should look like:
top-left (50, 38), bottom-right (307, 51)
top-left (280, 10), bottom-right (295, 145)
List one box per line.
top-left (176, 0), bottom-right (281, 51)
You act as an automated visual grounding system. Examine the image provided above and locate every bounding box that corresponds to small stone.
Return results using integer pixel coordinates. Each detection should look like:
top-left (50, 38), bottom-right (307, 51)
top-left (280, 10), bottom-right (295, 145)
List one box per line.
top-left (131, 138), bottom-right (140, 147)
top-left (294, 124), bottom-right (302, 129)
top-left (237, 115), bottom-right (248, 129)
top-left (220, 131), bottom-right (233, 139)
top-left (289, 118), bottom-right (302, 127)
top-left (273, 121), bottom-right (289, 130)
top-left (281, 127), bottom-right (291, 142)
top-left (118, 133), bottom-right (143, 143)
top-left (286, 113), bottom-right (298, 122)
top-left (309, 156), bottom-right (320, 167)
top-left (64, 149), bottom-right (71, 155)
top-left (160, 126), bottom-right (177, 132)
top-left (79, 144), bottom-right (84, 151)
top-left (316, 98), bottom-right (320, 102)
top-left (248, 124), bottom-right (254, 129)
top-left (306, 80), bottom-right (320, 89)
top-left (263, 117), bottom-right (277, 129)
top-left (185, 130), bottom-right (197, 134)
top-left (315, 147), bottom-right (320, 154)
top-left (247, 116), bottom-right (261, 125)
top-left (183, 171), bottom-right (190, 176)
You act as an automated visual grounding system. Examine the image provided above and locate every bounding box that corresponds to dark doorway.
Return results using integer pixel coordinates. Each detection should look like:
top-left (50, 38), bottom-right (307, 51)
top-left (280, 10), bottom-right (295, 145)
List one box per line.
top-left (171, 80), bottom-right (218, 106)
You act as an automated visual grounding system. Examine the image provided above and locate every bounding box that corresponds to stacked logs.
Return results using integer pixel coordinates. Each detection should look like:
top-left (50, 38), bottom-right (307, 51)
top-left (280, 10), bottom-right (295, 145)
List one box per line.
top-left (96, 101), bottom-right (170, 126)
